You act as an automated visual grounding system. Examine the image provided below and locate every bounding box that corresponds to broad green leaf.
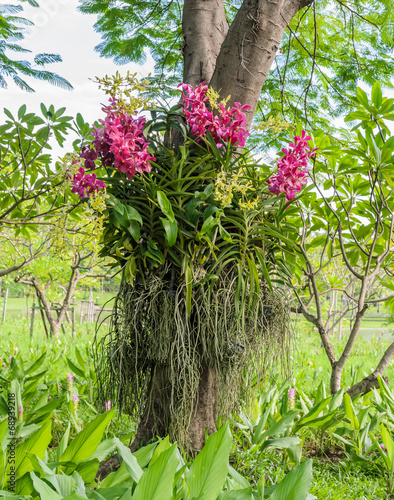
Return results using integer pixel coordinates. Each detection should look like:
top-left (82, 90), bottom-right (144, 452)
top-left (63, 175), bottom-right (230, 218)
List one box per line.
top-left (56, 422), bottom-right (71, 462)
top-left (14, 421), bottom-right (52, 479)
top-left (381, 424), bottom-right (394, 464)
top-left (125, 205), bottom-right (143, 225)
top-left (62, 494), bottom-right (87, 500)
top-left (343, 394), bottom-right (359, 430)
top-left (89, 438), bottom-right (117, 462)
top-left (188, 423), bottom-right (232, 500)
top-left (150, 436), bottom-right (170, 465)
top-left (114, 438), bottom-right (143, 483)
top-left (259, 411), bottom-right (298, 441)
top-left (67, 358), bottom-right (85, 378)
top-left (269, 460), bottom-right (313, 500)
top-left (76, 458), bottom-right (100, 484)
top-left (46, 474), bottom-right (75, 497)
top-left (328, 389), bottom-right (344, 412)
top-left (25, 353), bottom-right (46, 375)
top-left (297, 397), bottom-right (331, 427)
top-left (200, 215), bottom-right (217, 235)
top-left (60, 410), bottom-right (114, 463)
top-left (157, 191), bottom-right (175, 222)
top-left (260, 436), bottom-right (301, 451)
top-left (132, 444), bottom-right (178, 500)
top-left (160, 217), bottom-right (177, 246)
top-left (30, 472), bottom-right (61, 500)
top-left (133, 442), bottom-right (158, 468)
top-left (217, 488), bottom-right (252, 500)
top-left (372, 81), bottom-right (383, 109)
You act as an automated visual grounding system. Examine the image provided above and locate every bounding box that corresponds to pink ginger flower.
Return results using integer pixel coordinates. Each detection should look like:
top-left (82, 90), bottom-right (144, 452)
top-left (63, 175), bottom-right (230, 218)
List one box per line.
top-left (267, 130), bottom-right (318, 203)
top-left (288, 388), bottom-right (296, 410)
top-left (72, 393), bottom-right (79, 412)
top-left (105, 401), bottom-right (112, 412)
top-left (67, 372), bottom-right (74, 393)
top-left (178, 83), bottom-right (250, 148)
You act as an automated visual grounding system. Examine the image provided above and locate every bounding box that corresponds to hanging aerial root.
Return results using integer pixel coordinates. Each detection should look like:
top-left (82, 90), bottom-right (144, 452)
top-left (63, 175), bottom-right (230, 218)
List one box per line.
top-left (94, 272), bottom-right (292, 444)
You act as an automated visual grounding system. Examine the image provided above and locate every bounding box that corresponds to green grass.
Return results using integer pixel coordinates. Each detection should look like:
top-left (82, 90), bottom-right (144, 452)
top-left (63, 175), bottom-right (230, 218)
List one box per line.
top-left (310, 462), bottom-right (387, 499)
top-left (0, 316), bottom-right (103, 376)
top-left (291, 319), bottom-right (394, 393)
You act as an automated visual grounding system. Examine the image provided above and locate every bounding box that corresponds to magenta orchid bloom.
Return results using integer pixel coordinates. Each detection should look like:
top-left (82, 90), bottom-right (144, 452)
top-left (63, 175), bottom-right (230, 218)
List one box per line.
top-left (178, 83), bottom-right (250, 148)
top-left (75, 97), bottom-right (155, 199)
top-left (267, 130), bottom-right (317, 203)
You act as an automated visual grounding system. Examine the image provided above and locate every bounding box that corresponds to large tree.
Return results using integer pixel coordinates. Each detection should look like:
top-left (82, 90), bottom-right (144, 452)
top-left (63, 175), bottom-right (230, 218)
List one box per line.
top-left (80, 0), bottom-right (394, 139)
top-left (79, 0), bottom-right (394, 451)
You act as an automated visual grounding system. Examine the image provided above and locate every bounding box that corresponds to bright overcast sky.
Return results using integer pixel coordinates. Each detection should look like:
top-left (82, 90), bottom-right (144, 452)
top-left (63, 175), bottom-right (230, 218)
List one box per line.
top-left (1, 0), bottom-right (154, 155)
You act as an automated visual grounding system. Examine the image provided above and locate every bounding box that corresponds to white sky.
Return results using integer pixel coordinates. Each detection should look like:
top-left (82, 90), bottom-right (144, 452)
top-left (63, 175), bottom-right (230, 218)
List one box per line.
top-left (0, 0), bottom-right (154, 156)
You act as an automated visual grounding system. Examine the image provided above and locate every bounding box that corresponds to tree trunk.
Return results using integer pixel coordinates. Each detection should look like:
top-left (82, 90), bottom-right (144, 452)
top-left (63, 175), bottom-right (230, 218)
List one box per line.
top-left (187, 366), bottom-right (219, 452)
top-left (130, 0), bottom-right (314, 454)
top-left (182, 0), bottom-right (228, 86)
top-left (330, 305), bottom-right (369, 394)
top-left (130, 367), bottom-right (168, 452)
top-left (131, 363), bottom-right (219, 453)
top-left (32, 280), bottom-right (59, 338)
top-left (347, 374), bottom-right (389, 398)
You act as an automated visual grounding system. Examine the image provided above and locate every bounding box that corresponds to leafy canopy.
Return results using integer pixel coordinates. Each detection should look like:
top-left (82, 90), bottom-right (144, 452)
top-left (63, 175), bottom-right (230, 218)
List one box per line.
top-left (0, 0), bottom-right (72, 92)
top-left (79, 0), bottom-right (394, 146)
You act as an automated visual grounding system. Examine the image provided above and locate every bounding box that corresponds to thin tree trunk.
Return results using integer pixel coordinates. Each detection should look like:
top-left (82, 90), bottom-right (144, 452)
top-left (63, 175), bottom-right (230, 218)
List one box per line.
top-left (33, 280), bottom-right (59, 338)
top-left (347, 341), bottom-right (394, 397)
top-left (330, 305), bottom-right (369, 394)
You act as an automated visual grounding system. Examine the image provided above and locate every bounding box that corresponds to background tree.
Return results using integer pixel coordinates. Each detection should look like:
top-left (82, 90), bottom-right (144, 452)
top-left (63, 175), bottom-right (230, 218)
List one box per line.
top-left (0, 229), bottom-right (49, 277)
top-left (0, 104), bottom-right (97, 277)
top-left (14, 189), bottom-right (110, 338)
top-left (288, 84), bottom-right (394, 397)
top-left (0, 0), bottom-right (72, 91)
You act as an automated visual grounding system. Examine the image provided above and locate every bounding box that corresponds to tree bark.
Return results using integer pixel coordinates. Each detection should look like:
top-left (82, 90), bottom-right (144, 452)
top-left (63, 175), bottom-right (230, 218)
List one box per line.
top-left (182, 0), bottom-right (228, 86)
top-left (130, 364), bottom-right (219, 453)
top-left (187, 365), bottom-right (219, 452)
top-left (32, 279), bottom-right (59, 338)
top-left (347, 374), bottom-right (389, 398)
top-left (210, 0), bottom-right (313, 129)
top-left (130, 366), bottom-right (169, 452)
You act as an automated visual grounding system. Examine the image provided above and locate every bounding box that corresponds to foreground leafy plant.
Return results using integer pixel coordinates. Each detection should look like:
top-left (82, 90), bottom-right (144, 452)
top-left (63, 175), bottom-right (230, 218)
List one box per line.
top-left (0, 411), bottom-right (313, 499)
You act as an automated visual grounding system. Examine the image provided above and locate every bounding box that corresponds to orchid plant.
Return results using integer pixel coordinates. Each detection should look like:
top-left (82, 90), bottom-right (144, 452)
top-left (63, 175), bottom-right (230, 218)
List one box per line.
top-left (68, 78), bottom-right (318, 449)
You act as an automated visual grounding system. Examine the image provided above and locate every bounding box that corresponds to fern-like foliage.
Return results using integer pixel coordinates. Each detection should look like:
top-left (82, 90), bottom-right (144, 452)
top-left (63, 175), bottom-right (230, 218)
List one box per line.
top-left (0, 1), bottom-right (73, 92)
